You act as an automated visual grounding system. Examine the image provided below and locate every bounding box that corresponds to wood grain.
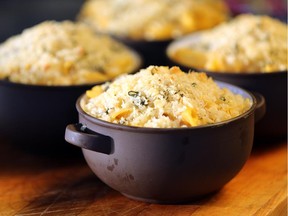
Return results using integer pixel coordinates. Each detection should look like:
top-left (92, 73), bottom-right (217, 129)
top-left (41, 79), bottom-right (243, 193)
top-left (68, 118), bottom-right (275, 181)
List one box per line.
top-left (0, 138), bottom-right (286, 216)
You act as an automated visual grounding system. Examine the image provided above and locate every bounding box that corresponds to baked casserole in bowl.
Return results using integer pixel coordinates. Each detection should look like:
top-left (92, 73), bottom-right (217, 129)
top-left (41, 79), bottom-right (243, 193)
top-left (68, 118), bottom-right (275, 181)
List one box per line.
top-left (0, 20), bottom-right (141, 154)
top-left (65, 66), bottom-right (265, 203)
top-left (167, 14), bottom-right (287, 139)
top-left (77, 0), bottom-right (230, 66)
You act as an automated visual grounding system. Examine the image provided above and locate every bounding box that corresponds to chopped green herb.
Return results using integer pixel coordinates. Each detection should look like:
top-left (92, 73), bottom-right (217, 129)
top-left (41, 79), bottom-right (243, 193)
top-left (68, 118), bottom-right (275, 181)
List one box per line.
top-left (104, 86), bottom-right (109, 91)
top-left (220, 96), bottom-right (226, 101)
top-left (192, 82), bottom-right (197, 87)
top-left (105, 108), bottom-right (110, 114)
top-left (119, 118), bottom-right (127, 125)
top-left (174, 90), bottom-right (180, 95)
top-left (128, 91), bottom-right (139, 97)
top-left (140, 100), bottom-right (147, 106)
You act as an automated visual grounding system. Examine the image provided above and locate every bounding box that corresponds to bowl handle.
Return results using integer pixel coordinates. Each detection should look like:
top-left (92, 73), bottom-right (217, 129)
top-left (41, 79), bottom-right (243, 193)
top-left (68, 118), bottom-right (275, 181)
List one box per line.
top-left (252, 92), bottom-right (266, 123)
top-left (65, 123), bottom-right (113, 154)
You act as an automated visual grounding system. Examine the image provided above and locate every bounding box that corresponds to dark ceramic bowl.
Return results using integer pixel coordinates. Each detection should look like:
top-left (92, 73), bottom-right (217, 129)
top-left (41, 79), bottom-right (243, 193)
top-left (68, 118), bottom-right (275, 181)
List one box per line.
top-left (114, 37), bottom-right (171, 67)
top-left (0, 51), bottom-right (141, 156)
top-left (65, 81), bottom-right (265, 203)
top-left (167, 34), bottom-right (287, 140)
top-left (0, 81), bottom-right (93, 155)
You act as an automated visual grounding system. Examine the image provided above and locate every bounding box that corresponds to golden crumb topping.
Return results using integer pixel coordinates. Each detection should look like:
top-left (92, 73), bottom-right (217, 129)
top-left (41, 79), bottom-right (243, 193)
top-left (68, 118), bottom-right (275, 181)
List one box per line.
top-left (169, 14), bottom-right (288, 73)
top-left (78, 0), bottom-right (230, 41)
top-left (0, 20), bottom-right (140, 85)
top-left (81, 66), bottom-right (252, 128)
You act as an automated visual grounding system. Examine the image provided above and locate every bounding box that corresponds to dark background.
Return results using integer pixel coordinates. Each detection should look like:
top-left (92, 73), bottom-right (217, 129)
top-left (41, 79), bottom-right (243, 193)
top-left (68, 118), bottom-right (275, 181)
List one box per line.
top-left (0, 0), bottom-right (84, 42)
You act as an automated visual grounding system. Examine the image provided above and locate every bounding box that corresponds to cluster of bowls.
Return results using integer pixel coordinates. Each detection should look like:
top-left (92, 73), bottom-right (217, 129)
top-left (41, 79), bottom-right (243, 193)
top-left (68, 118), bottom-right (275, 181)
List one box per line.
top-left (112, 30), bottom-right (287, 140)
top-left (62, 26), bottom-right (285, 202)
top-left (0, 1), bottom-right (285, 204)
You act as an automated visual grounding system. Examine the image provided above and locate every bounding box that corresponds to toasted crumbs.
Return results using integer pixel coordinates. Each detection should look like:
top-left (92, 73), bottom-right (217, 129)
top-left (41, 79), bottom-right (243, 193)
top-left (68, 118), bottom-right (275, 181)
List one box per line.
top-left (0, 20), bottom-right (139, 85)
top-left (78, 0), bottom-right (230, 41)
top-left (81, 66), bottom-right (252, 128)
top-left (170, 14), bottom-right (288, 73)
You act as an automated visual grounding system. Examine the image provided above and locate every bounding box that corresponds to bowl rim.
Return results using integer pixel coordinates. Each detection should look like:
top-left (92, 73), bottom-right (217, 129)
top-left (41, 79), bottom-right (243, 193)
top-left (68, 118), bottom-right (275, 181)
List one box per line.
top-left (76, 81), bottom-right (257, 133)
top-left (0, 78), bottom-right (98, 90)
top-left (113, 34), bottom-right (173, 44)
top-left (166, 31), bottom-right (288, 75)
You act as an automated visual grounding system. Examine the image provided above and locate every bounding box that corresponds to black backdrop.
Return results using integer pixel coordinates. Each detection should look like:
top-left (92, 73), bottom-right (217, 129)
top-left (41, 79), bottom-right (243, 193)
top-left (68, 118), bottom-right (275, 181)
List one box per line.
top-left (0, 0), bottom-right (84, 43)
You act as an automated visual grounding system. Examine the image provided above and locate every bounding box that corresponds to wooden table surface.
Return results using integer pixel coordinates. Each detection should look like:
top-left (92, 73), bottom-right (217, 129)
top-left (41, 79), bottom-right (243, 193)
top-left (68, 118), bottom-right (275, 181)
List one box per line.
top-left (0, 137), bottom-right (287, 216)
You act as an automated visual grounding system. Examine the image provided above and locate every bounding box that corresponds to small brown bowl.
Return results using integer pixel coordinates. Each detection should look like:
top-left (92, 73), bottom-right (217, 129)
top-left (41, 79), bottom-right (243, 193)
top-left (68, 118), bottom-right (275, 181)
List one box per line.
top-left (0, 50), bottom-right (142, 156)
top-left (167, 34), bottom-right (287, 140)
top-left (65, 81), bottom-right (265, 203)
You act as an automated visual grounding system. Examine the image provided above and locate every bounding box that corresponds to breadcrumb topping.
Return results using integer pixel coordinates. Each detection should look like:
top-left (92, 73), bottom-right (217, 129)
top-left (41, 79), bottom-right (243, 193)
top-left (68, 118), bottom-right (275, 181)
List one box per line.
top-left (78, 0), bottom-right (230, 41)
top-left (81, 66), bottom-right (252, 128)
top-left (170, 14), bottom-right (288, 73)
top-left (0, 20), bottom-right (140, 85)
